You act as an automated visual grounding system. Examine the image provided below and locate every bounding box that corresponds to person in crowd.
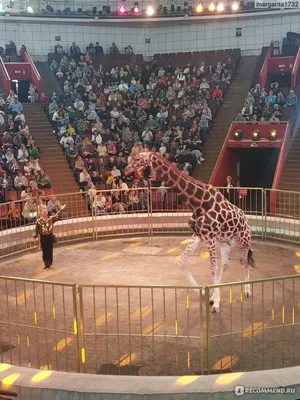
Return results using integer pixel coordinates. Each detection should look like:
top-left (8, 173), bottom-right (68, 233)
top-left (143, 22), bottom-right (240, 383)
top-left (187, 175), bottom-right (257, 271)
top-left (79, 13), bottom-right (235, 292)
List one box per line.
top-left (36, 170), bottom-right (52, 189)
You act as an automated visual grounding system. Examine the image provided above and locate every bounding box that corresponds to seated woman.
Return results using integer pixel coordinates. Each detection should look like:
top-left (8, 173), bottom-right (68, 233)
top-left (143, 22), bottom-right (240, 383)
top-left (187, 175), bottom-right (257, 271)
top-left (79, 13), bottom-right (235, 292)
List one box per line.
top-left (79, 167), bottom-right (92, 191)
top-left (17, 143), bottom-right (29, 163)
top-left (93, 192), bottom-right (106, 215)
top-left (36, 170), bottom-right (52, 189)
top-left (7, 203), bottom-right (21, 227)
top-left (74, 155), bottom-right (85, 173)
top-left (21, 187), bottom-right (33, 200)
top-left (127, 190), bottom-right (140, 211)
top-left (22, 198), bottom-right (38, 223)
top-left (97, 142), bottom-right (108, 158)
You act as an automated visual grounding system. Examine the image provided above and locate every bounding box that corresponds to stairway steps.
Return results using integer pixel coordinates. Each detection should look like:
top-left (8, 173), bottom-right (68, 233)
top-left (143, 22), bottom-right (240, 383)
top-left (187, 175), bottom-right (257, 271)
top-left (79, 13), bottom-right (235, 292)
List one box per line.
top-left (192, 55), bottom-right (259, 183)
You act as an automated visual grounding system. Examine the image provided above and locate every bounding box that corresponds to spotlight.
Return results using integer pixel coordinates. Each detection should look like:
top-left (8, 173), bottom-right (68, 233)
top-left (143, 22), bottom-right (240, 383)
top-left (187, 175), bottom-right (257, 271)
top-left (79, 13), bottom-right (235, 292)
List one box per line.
top-left (27, 4), bottom-right (34, 13)
top-left (0, 3), bottom-right (3, 11)
top-left (233, 130), bottom-right (243, 141)
top-left (196, 3), bottom-right (203, 12)
top-left (118, 3), bottom-right (126, 14)
top-left (217, 2), bottom-right (224, 11)
top-left (252, 129), bottom-right (260, 141)
top-left (208, 2), bottom-right (215, 11)
top-left (231, 1), bottom-right (239, 10)
top-left (146, 5), bottom-right (155, 15)
top-left (133, 2), bottom-right (140, 14)
top-left (269, 129), bottom-right (277, 140)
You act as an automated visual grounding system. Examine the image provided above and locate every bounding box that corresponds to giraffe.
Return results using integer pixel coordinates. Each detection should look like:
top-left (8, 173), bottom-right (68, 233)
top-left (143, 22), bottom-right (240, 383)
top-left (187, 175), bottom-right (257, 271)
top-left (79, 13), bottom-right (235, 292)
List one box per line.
top-left (125, 151), bottom-right (255, 313)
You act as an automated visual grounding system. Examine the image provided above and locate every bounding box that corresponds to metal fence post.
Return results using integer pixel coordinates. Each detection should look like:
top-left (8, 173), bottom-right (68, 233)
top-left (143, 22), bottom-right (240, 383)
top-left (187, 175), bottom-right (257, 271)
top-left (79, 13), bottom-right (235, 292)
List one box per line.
top-left (205, 286), bottom-right (211, 375)
top-left (263, 189), bottom-right (267, 240)
top-left (72, 285), bottom-right (80, 372)
top-left (78, 286), bottom-right (87, 373)
top-left (149, 187), bottom-right (153, 237)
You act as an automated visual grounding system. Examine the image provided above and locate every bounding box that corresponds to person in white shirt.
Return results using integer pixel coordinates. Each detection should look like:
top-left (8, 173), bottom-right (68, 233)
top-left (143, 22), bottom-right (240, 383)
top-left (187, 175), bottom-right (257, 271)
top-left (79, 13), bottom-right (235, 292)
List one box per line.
top-left (52, 110), bottom-right (60, 122)
top-left (17, 144), bottom-right (29, 163)
top-left (157, 67), bottom-right (165, 77)
top-left (60, 133), bottom-right (72, 149)
top-left (111, 165), bottom-right (121, 178)
top-left (201, 105), bottom-right (212, 121)
top-left (118, 179), bottom-right (129, 192)
top-left (159, 143), bottom-right (167, 156)
top-left (92, 130), bottom-right (102, 145)
top-left (74, 98), bottom-right (85, 112)
top-left (14, 111), bottom-right (26, 123)
top-left (94, 193), bottom-right (106, 214)
top-left (200, 78), bottom-right (210, 91)
top-left (110, 107), bottom-right (120, 119)
top-left (118, 80), bottom-right (129, 92)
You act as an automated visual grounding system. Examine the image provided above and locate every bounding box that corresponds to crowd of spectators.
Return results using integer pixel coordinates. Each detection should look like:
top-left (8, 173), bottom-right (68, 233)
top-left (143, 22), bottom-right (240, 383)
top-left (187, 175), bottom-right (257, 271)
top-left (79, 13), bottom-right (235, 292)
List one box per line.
top-left (0, 94), bottom-right (53, 226)
top-left (236, 82), bottom-right (298, 123)
top-left (47, 41), bottom-right (235, 209)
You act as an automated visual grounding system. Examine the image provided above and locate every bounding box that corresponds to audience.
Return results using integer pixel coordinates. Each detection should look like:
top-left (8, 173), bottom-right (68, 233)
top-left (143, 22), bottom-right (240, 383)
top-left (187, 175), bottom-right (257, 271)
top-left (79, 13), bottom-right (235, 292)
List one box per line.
top-left (45, 41), bottom-right (236, 213)
top-left (237, 81), bottom-right (299, 122)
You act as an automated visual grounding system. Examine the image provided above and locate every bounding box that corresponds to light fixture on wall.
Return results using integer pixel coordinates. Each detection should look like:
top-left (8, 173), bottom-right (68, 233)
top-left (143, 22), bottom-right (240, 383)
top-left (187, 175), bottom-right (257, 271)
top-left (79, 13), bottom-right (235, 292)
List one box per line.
top-left (252, 129), bottom-right (260, 141)
top-left (217, 2), bottom-right (224, 11)
top-left (146, 5), bottom-right (155, 15)
top-left (133, 2), bottom-right (140, 14)
top-left (233, 130), bottom-right (243, 140)
top-left (0, 3), bottom-right (3, 11)
top-left (26, 4), bottom-right (34, 13)
top-left (195, 3), bottom-right (203, 12)
top-left (118, 2), bottom-right (126, 15)
top-left (208, 2), bottom-right (215, 11)
top-left (269, 129), bottom-right (277, 141)
top-left (231, 2), bottom-right (239, 10)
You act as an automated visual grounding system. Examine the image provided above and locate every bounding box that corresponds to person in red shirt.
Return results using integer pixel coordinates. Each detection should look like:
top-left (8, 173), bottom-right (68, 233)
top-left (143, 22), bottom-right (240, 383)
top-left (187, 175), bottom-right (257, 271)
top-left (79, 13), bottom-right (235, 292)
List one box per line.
top-left (212, 85), bottom-right (223, 105)
top-left (40, 92), bottom-right (49, 112)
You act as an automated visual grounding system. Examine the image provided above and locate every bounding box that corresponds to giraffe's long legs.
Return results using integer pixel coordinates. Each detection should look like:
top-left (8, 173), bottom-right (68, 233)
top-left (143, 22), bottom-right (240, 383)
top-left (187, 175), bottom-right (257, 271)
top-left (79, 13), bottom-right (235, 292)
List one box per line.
top-left (210, 241), bottom-right (232, 305)
top-left (207, 241), bottom-right (220, 313)
top-left (180, 234), bottom-right (201, 289)
top-left (239, 245), bottom-right (252, 298)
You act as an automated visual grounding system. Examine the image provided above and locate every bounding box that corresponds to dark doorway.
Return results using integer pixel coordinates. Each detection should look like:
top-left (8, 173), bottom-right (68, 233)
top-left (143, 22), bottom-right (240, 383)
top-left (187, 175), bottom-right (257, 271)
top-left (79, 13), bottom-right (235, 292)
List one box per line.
top-left (267, 73), bottom-right (291, 88)
top-left (238, 148), bottom-right (280, 188)
top-left (17, 80), bottom-right (30, 102)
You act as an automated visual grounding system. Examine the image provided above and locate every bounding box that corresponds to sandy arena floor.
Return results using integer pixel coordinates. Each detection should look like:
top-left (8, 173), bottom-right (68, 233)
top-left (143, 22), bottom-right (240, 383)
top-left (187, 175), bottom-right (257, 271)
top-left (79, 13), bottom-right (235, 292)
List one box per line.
top-left (1, 236), bottom-right (300, 376)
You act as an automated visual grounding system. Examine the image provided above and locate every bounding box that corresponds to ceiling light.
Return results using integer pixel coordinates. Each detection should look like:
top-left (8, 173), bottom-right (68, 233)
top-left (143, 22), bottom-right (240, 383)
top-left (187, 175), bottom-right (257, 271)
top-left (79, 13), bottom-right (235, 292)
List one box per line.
top-left (133, 2), bottom-right (140, 14)
top-left (118, 3), bottom-right (126, 14)
top-left (231, 2), bottom-right (239, 10)
top-left (146, 5), bottom-right (155, 15)
top-left (27, 4), bottom-right (34, 13)
top-left (196, 3), bottom-right (203, 12)
top-left (208, 2), bottom-right (215, 11)
top-left (217, 2), bottom-right (224, 11)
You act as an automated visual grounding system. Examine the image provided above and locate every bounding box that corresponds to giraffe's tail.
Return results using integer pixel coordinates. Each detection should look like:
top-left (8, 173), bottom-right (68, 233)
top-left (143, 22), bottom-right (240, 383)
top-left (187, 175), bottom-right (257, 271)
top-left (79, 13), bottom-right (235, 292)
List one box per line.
top-left (247, 249), bottom-right (256, 268)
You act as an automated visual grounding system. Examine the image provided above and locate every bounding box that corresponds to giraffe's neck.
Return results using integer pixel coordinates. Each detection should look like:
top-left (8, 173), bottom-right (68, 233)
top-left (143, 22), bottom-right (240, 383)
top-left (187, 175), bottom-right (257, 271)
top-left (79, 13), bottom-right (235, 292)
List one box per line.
top-left (150, 153), bottom-right (208, 209)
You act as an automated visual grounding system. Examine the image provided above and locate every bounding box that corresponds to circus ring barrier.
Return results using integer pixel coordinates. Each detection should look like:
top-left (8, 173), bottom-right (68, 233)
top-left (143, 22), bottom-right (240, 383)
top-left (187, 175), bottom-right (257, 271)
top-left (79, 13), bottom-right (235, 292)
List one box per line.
top-left (0, 187), bottom-right (300, 400)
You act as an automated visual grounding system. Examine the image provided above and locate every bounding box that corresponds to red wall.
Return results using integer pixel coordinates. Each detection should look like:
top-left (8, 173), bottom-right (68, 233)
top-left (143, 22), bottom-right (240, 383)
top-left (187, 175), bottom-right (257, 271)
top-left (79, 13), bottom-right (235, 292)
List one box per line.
top-left (267, 56), bottom-right (295, 74)
top-left (20, 49), bottom-right (43, 93)
top-left (291, 47), bottom-right (300, 88)
top-left (259, 41), bottom-right (274, 88)
top-left (4, 62), bottom-right (32, 80)
top-left (210, 122), bottom-right (289, 189)
top-left (0, 57), bottom-right (11, 93)
top-left (210, 148), bottom-right (239, 187)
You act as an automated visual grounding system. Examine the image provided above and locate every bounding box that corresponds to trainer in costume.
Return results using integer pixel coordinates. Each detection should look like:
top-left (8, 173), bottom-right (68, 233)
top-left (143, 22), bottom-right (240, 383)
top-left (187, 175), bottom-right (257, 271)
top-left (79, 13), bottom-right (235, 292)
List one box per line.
top-left (33, 204), bottom-right (66, 269)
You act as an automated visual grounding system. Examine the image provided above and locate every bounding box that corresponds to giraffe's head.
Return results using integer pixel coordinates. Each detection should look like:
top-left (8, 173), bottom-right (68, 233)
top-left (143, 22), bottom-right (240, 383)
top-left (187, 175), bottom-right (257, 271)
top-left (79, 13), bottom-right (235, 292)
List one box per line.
top-left (125, 152), bottom-right (152, 176)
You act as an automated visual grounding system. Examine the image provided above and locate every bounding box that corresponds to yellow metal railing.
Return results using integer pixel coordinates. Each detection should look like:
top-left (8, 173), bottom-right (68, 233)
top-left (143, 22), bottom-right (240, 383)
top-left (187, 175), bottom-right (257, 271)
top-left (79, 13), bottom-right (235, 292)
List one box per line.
top-left (0, 187), bottom-right (299, 376)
